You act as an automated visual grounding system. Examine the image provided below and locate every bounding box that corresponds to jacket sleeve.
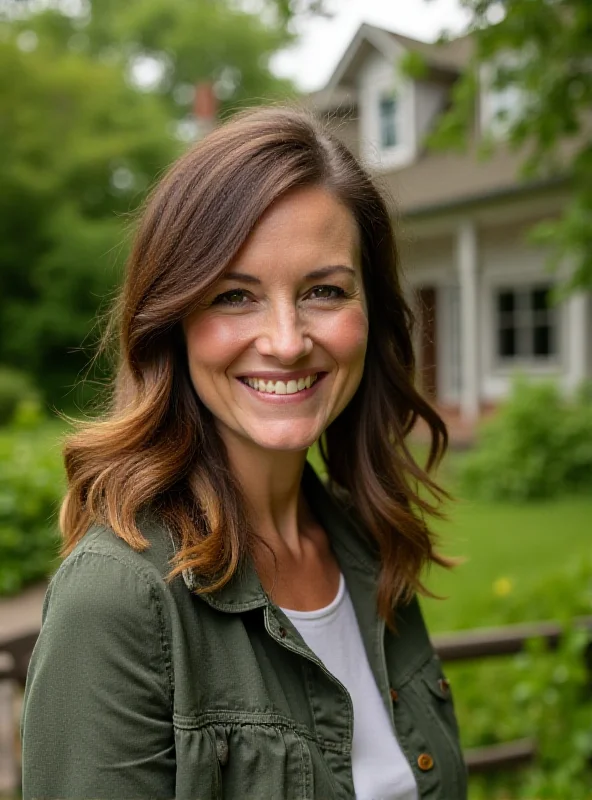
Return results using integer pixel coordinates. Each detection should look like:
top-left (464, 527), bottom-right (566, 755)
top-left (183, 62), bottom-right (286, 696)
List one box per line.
top-left (21, 548), bottom-right (176, 800)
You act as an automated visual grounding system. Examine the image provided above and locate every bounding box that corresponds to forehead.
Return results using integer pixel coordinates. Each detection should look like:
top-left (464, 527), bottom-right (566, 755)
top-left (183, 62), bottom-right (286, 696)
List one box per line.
top-left (230, 185), bottom-right (361, 275)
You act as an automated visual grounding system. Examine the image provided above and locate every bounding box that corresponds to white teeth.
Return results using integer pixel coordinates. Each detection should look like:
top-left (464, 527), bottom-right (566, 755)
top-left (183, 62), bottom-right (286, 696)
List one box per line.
top-left (242, 374), bottom-right (319, 394)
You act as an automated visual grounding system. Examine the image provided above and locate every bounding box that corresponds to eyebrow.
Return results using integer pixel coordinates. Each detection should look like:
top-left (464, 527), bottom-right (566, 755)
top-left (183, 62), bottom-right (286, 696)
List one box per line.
top-left (223, 265), bottom-right (357, 284)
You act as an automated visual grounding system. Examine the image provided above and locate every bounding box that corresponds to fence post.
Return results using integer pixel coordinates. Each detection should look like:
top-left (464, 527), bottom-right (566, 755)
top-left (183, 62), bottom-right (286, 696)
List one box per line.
top-left (0, 651), bottom-right (18, 797)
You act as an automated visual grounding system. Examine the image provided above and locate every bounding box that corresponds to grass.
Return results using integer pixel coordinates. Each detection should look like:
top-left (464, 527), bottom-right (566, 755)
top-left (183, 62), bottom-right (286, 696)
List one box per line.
top-left (422, 493), bottom-right (592, 633)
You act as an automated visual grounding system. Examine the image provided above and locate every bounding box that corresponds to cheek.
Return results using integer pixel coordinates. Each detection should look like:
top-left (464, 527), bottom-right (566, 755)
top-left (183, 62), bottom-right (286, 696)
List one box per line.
top-left (323, 307), bottom-right (368, 368)
top-left (185, 315), bottom-right (248, 376)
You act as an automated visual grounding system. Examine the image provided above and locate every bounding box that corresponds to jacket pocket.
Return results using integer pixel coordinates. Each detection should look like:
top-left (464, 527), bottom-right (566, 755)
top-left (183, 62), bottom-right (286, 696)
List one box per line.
top-left (420, 655), bottom-right (461, 741)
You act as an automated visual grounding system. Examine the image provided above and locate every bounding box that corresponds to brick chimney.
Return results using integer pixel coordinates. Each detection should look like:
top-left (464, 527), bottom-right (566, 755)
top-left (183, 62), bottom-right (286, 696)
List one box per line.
top-left (193, 81), bottom-right (218, 135)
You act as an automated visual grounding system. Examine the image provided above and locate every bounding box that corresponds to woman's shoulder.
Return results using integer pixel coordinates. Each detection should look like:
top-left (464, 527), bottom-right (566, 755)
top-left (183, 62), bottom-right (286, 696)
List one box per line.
top-left (46, 514), bottom-right (178, 628)
top-left (67, 511), bottom-right (173, 579)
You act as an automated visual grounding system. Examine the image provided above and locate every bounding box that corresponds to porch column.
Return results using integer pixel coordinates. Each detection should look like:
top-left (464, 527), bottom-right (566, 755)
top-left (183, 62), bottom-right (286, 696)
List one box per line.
top-left (457, 219), bottom-right (480, 421)
top-left (565, 291), bottom-right (589, 391)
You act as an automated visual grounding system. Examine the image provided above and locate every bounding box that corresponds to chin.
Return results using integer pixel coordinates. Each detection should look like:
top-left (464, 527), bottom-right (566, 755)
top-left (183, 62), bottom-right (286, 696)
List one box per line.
top-left (248, 426), bottom-right (321, 453)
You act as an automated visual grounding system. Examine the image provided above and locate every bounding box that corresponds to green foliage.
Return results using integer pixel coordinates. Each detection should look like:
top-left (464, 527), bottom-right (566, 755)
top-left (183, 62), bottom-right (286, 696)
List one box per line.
top-left (399, 50), bottom-right (429, 81)
top-left (449, 557), bottom-right (592, 798)
top-left (0, 419), bottom-right (65, 595)
top-left (85, 0), bottom-right (297, 114)
top-left (459, 378), bottom-right (592, 501)
top-left (0, 366), bottom-right (40, 425)
top-left (0, 18), bottom-right (176, 408)
top-left (428, 0), bottom-right (592, 289)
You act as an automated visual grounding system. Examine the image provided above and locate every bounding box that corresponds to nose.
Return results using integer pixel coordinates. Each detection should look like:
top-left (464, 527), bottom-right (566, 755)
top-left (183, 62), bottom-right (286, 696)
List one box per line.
top-left (254, 305), bottom-right (313, 363)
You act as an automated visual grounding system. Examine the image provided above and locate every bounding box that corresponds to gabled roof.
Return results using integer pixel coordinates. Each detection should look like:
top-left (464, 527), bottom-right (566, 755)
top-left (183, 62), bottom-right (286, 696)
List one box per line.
top-left (325, 22), bottom-right (472, 91)
top-left (387, 28), bottom-right (473, 72)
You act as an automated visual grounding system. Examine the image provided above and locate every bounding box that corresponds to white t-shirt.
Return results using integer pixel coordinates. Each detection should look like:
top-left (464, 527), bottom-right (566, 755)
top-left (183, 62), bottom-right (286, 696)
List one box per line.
top-left (281, 574), bottom-right (418, 800)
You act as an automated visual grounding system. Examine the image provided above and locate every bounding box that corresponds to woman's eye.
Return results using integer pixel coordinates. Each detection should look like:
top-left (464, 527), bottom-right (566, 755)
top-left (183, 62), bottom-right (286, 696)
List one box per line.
top-left (212, 289), bottom-right (250, 306)
top-left (309, 285), bottom-right (346, 300)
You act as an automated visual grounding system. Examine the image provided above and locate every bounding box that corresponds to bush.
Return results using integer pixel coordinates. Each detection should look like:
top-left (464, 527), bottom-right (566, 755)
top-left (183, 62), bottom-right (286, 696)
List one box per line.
top-left (460, 378), bottom-right (592, 501)
top-left (451, 557), bottom-right (592, 799)
top-left (0, 366), bottom-right (41, 426)
top-left (0, 418), bottom-right (64, 594)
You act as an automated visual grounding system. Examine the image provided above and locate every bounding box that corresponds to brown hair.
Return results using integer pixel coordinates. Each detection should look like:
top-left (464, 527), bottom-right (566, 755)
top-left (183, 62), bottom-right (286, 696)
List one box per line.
top-left (60, 105), bottom-right (450, 625)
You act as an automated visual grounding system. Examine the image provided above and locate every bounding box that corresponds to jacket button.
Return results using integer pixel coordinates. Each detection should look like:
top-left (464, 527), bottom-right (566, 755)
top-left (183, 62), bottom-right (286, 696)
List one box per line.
top-left (438, 678), bottom-right (450, 695)
top-left (278, 626), bottom-right (287, 638)
top-left (389, 687), bottom-right (399, 702)
top-left (417, 753), bottom-right (434, 771)
top-left (216, 739), bottom-right (229, 766)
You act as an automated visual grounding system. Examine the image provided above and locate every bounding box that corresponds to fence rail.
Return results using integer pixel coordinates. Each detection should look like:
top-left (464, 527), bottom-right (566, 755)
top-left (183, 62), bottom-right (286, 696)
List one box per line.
top-left (1, 615), bottom-right (591, 793)
top-left (431, 616), bottom-right (592, 773)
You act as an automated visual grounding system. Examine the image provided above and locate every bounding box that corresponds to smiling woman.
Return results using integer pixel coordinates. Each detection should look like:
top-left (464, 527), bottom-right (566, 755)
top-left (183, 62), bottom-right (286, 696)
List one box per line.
top-left (21, 107), bottom-right (467, 800)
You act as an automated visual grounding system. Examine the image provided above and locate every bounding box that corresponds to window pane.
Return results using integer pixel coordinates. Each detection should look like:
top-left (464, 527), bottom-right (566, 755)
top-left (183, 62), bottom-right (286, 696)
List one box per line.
top-left (379, 96), bottom-right (397, 148)
top-left (532, 287), bottom-right (550, 311)
top-left (498, 291), bottom-right (514, 314)
top-left (499, 327), bottom-right (516, 357)
top-left (533, 325), bottom-right (553, 356)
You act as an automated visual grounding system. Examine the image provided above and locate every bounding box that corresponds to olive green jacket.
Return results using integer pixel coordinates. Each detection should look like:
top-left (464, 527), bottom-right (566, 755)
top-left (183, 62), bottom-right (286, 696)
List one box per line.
top-left (21, 466), bottom-right (467, 799)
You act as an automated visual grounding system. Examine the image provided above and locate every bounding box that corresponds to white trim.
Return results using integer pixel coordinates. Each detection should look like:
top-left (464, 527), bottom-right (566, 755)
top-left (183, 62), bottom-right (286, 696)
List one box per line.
top-left (357, 51), bottom-right (417, 171)
top-left (457, 220), bottom-right (480, 421)
top-left (326, 23), bottom-right (400, 91)
top-left (566, 292), bottom-right (589, 390)
top-left (438, 283), bottom-right (462, 404)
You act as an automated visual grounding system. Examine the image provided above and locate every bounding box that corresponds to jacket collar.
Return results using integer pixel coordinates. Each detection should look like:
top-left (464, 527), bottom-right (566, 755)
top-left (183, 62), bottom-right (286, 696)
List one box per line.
top-left (182, 461), bottom-right (380, 613)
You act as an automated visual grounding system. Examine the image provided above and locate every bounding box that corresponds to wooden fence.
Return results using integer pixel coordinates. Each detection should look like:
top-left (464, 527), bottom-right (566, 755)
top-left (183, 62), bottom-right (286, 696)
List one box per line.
top-left (1, 616), bottom-right (592, 795)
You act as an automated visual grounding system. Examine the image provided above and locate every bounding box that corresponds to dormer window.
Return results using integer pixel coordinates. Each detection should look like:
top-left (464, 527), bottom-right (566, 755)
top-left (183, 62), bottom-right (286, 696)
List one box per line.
top-left (356, 49), bottom-right (417, 170)
top-left (379, 93), bottom-right (398, 149)
top-left (480, 60), bottom-right (524, 137)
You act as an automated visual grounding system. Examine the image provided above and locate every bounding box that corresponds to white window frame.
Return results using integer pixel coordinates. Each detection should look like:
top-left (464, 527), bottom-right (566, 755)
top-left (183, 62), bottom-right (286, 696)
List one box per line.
top-left (493, 282), bottom-right (560, 369)
top-left (357, 51), bottom-right (417, 171)
top-left (479, 60), bottom-right (524, 138)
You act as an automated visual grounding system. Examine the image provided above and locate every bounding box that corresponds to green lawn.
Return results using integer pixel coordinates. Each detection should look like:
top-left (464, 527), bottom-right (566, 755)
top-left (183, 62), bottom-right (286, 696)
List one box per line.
top-left (422, 494), bottom-right (592, 633)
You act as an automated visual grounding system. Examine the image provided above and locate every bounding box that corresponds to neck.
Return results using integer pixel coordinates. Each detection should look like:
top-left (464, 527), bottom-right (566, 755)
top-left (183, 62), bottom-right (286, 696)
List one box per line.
top-left (220, 430), bottom-right (310, 553)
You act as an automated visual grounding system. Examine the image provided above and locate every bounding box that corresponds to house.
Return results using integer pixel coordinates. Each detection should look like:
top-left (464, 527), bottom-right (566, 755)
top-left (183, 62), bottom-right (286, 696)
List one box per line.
top-left (307, 23), bottom-right (592, 424)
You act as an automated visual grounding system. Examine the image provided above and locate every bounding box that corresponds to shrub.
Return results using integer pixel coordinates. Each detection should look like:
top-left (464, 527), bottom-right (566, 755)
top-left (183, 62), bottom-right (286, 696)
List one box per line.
top-left (0, 418), bottom-right (64, 595)
top-left (0, 366), bottom-right (41, 426)
top-left (460, 378), bottom-right (592, 501)
top-left (450, 557), bottom-right (592, 799)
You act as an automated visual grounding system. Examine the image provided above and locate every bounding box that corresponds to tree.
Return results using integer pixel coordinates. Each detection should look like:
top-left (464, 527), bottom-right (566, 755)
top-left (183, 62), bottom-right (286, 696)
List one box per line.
top-left (0, 25), bottom-right (175, 406)
top-left (0, 1), bottom-right (298, 409)
top-left (428, 0), bottom-right (592, 290)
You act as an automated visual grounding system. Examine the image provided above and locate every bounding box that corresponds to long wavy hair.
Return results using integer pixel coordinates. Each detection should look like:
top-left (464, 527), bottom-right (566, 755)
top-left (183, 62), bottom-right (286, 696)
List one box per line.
top-left (60, 106), bottom-right (451, 626)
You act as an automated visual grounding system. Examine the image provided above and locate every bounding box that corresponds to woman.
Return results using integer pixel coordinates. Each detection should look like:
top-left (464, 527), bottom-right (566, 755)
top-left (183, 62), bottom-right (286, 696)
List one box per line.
top-left (21, 106), bottom-right (466, 799)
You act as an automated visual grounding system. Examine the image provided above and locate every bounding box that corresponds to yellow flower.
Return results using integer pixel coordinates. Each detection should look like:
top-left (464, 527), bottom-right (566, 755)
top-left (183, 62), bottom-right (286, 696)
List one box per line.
top-left (493, 577), bottom-right (513, 597)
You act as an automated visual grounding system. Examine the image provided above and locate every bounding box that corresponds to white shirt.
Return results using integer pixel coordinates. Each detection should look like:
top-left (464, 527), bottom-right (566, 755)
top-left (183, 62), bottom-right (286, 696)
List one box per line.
top-left (281, 574), bottom-right (418, 800)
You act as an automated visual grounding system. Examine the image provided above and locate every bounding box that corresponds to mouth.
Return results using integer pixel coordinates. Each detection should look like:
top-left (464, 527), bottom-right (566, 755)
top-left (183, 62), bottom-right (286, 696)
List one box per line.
top-left (237, 373), bottom-right (323, 396)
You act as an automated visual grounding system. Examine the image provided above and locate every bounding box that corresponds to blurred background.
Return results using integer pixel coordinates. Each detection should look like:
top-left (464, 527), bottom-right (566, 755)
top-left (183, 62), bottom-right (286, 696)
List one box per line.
top-left (0, 0), bottom-right (591, 797)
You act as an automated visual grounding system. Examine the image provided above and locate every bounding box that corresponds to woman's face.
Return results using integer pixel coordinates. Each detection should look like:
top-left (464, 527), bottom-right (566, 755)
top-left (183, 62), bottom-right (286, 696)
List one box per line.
top-left (183, 185), bottom-right (368, 454)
